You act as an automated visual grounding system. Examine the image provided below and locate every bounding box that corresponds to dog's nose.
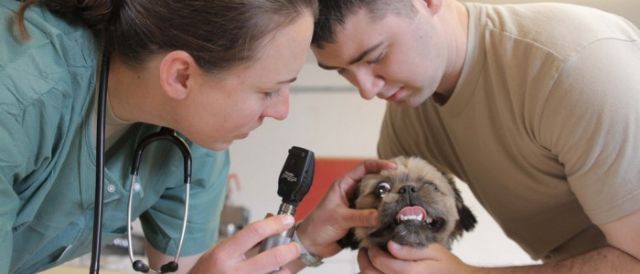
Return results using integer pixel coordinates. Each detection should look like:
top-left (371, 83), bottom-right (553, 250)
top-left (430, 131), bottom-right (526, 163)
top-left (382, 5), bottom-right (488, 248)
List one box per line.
top-left (398, 185), bottom-right (417, 194)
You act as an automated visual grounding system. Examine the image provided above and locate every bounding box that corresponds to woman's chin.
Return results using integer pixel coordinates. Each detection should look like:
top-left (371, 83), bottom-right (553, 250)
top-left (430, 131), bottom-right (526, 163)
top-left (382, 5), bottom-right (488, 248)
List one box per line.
top-left (206, 141), bottom-right (233, 151)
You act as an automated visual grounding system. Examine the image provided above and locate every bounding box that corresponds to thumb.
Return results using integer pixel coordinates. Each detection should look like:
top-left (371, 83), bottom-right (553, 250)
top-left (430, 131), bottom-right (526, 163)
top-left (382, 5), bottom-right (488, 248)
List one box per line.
top-left (387, 241), bottom-right (444, 260)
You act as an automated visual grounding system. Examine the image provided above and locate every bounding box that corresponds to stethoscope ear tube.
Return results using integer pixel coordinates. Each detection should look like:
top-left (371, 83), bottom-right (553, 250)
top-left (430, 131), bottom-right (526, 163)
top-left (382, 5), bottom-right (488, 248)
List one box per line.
top-left (90, 47), bottom-right (111, 274)
top-left (130, 127), bottom-right (192, 182)
top-left (127, 127), bottom-right (192, 273)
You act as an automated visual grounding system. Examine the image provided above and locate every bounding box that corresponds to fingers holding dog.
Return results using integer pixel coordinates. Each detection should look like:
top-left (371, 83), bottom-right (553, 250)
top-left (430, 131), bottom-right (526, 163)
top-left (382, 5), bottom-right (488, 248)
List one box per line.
top-left (367, 241), bottom-right (472, 274)
top-left (292, 159), bottom-right (395, 257)
top-left (338, 160), bottom-right (397, 196)
top-left (358, 248), bottom-right (384, 274)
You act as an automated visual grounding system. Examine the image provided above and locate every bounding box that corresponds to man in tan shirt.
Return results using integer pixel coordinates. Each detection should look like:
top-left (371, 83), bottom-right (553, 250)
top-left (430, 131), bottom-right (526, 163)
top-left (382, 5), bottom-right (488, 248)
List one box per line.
top-left (312, 0), bottom-right (640, 273)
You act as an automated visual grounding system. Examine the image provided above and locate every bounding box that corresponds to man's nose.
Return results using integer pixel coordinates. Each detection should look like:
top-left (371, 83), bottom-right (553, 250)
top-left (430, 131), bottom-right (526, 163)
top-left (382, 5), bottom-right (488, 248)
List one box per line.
top-left (347, 69), bottom-right (384, 100)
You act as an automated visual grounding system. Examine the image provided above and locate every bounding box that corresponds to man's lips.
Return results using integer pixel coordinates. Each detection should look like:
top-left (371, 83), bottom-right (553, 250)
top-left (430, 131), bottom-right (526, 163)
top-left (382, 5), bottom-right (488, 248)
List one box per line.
top-left (381, 87), bottom-right (407, 102)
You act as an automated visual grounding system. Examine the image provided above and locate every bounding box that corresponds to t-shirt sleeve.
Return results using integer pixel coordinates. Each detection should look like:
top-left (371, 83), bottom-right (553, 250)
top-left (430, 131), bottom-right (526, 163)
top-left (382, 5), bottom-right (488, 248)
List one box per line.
top-left (540, 38), bottom-right (640, 225)
top-left (141, 148), bottom-right (229, 257)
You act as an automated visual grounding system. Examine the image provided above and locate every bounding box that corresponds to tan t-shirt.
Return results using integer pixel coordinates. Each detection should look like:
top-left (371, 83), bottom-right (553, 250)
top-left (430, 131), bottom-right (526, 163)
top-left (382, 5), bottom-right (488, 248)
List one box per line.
top-left (378, 2), bottom-right (640, 262)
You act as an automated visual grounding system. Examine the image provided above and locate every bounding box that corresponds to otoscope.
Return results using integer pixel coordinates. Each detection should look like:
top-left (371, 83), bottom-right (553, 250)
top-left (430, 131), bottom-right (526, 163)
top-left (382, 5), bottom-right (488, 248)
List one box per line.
top-left (259, 146), bottom-right (315, 252)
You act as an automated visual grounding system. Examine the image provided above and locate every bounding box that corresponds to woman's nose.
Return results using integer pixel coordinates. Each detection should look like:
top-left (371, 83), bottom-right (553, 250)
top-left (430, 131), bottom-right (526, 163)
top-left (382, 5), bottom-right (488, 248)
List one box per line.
top-left (263, 88), bottom-right (290, 121)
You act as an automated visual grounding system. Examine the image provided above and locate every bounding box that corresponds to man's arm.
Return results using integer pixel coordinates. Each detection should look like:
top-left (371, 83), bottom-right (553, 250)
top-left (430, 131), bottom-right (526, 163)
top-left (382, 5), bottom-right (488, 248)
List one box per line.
top-left (473, 247), bottom-right (638, 273)
top-left (481, 209), bottom-right (640, 273)
top-left (362, 210), bottom-right (640, 274)
top-left (600, 209), bottom-right (640, 260)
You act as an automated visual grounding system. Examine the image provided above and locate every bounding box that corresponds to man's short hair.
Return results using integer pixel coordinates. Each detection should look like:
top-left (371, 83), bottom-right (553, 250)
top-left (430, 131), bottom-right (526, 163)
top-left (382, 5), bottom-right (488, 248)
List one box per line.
top-left (312, 0), bottom-right (417, 49)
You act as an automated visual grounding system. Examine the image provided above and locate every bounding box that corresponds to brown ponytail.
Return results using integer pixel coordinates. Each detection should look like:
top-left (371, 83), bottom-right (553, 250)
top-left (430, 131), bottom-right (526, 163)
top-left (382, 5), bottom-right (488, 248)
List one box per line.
top-left (15, 0), bottom-right (318, 73)
top-left (16, 0), bottom-right (119, 40)
top-left (15, 0), bottom-right (37, 40)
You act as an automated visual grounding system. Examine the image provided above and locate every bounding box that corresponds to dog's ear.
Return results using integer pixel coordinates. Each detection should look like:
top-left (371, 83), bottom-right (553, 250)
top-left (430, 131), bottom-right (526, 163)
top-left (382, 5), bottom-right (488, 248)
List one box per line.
top-left (445, 174), bottom-right (478, 232)
top-left (345, 182), bottom-right (359, 209)
top-left (457, 203), bottom-right (477, 232)
top-left (337, 229), bottom-right (360, 250)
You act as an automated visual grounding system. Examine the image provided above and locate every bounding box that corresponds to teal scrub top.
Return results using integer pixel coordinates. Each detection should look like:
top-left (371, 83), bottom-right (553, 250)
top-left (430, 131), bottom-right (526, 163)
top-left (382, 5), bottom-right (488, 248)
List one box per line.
top-left (0, 2), bottom-right (229, 273)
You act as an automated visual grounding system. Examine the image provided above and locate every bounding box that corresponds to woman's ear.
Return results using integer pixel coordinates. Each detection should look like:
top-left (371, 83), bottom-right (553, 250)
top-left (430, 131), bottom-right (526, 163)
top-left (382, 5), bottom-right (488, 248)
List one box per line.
top-left (159, 50), bottom-right (197, 100)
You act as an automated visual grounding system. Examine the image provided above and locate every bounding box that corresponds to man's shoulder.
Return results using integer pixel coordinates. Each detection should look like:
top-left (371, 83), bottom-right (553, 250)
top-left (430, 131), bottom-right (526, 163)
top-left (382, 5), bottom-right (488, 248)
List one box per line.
top-left (473, 2), bottom-right (639, 58)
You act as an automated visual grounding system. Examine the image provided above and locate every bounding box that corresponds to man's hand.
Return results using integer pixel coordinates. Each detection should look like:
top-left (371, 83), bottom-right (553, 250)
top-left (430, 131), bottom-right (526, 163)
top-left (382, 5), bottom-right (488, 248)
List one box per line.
top-left (294, 159), bottom-right (396, 258)
top-left (356, 208), bottom-right (640, 274)
top-left (358, 242), bottom-right (473, 274)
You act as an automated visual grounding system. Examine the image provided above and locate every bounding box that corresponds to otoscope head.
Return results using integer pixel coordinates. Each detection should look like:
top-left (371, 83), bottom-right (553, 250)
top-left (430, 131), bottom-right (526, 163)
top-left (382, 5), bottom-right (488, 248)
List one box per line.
top-left (277, 146), bottom-right (315, 205)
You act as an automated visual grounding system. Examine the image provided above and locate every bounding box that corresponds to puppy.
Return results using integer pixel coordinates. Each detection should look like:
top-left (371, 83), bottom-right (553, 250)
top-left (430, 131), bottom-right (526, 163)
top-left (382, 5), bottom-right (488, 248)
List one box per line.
top-left (339, 156), bottom-right (477, 250)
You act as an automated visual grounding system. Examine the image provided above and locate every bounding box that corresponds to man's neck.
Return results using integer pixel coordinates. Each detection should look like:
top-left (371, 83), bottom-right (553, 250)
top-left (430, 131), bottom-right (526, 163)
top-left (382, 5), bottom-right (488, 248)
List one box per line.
top-left (435, 0), bottom-right (469, 98)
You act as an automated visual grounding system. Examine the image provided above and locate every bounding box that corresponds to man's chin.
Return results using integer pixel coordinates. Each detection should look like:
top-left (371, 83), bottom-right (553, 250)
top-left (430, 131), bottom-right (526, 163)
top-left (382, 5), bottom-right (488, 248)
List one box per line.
top-left (391, 97), bottom-right (422, 107)
top-left (402, 93), bottom-right (431, 107)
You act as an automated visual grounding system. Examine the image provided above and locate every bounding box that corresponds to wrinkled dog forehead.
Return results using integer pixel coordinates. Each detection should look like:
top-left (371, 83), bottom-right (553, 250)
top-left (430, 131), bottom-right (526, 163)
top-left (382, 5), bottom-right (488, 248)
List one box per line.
top-left (361, 157), bottom-right (453, 195)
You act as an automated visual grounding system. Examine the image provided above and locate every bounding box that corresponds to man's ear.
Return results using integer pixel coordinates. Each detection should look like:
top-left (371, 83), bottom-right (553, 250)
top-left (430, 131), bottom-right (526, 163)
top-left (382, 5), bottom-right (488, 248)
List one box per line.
top-left (418, 0), bottom-right (443, 15)
top-left (159, 50), bottom-right (197, 100)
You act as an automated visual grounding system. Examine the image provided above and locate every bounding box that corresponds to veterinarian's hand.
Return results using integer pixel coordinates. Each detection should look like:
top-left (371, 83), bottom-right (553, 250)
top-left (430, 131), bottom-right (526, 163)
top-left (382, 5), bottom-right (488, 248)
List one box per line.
top-left (189, 215), bottom-right (300, 274)
top-left (295, 159), bottom-right (397, 258)
top-left (359, 242), bottom-right (474, 274)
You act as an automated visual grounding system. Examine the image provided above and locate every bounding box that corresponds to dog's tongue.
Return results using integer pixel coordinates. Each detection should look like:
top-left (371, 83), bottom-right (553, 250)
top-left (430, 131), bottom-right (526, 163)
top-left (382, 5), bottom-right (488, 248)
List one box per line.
top-left (396, 206), bottom-right (428, 222)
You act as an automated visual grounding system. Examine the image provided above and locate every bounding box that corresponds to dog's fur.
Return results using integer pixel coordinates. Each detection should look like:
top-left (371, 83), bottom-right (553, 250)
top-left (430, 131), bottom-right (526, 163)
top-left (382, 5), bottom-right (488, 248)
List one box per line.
top-left (339, 157), bottom-right (477, 250)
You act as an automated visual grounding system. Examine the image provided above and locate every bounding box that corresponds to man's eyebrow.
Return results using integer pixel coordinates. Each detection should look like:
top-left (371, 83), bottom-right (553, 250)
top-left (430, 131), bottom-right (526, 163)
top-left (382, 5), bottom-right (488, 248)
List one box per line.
top-left (317, 42), bottom-right (384, 70)
top-left (276, 77), bottom-right (297, 84)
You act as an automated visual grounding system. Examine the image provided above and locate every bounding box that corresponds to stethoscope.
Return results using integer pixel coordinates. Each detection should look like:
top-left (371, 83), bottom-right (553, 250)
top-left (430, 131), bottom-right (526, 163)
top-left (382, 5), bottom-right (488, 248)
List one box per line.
top-left (90, 48), bottom-right (192, 274)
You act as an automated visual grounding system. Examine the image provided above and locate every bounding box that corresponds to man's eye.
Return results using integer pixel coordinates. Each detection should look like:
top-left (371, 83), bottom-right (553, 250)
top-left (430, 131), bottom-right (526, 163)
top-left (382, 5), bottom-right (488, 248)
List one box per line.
top-left (376, 181), bottom-right (391, 197)
top-left (366, 52), bottom-right (385, 65)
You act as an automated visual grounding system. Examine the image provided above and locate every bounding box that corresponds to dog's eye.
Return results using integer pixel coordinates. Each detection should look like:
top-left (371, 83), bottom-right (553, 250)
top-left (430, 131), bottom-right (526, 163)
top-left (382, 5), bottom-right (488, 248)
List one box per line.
top-left (376, 181), bottom-right (391, 197)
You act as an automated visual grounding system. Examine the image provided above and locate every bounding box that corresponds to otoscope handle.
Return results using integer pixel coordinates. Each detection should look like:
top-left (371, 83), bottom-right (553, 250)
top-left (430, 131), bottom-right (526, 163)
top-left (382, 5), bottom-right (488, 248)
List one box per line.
top-left (259, 203), bottom-right (296, 252)
top-left (259, 146), bottom-right (315, 254)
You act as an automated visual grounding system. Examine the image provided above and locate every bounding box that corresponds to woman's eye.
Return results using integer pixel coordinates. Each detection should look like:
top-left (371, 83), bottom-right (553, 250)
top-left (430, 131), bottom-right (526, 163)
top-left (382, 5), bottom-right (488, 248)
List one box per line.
top-left (376, 181), bottom-right (391, 197)
top-left (263, 89), bottom-right (279, 99)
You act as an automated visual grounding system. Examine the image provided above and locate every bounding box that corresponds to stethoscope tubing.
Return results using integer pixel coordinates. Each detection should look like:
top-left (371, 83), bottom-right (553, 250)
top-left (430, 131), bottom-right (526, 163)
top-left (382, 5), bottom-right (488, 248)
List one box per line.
top-left (90, 47), bottom-right (192, 274)
top-left (90, 47), bottom-right (111, 274)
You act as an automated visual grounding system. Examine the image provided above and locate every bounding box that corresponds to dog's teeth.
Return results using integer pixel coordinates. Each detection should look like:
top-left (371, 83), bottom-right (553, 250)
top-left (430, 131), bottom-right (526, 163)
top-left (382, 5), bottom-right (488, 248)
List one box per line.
top-left (426, 217), bottom-right (433, 223)
top-left (398, 214), bottom-right (423, 222)
top-left (396, 206), bottom-right (428, 223)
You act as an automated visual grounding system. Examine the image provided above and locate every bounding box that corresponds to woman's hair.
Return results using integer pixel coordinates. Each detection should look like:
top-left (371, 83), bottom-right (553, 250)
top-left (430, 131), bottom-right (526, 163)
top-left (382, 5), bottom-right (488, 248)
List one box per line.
top-left (15, 0), bottom-right (318, 72)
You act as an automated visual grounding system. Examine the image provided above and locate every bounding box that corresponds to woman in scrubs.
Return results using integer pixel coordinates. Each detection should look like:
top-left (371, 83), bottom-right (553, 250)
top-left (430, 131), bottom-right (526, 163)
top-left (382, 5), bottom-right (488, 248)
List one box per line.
top-left (0, 0), bottom-right (392, 273)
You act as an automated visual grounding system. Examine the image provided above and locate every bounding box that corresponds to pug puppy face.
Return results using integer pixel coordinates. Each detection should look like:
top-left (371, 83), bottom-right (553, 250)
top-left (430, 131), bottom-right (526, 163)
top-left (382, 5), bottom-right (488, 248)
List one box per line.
top-left (340, 157), bottom-right (477, 250)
